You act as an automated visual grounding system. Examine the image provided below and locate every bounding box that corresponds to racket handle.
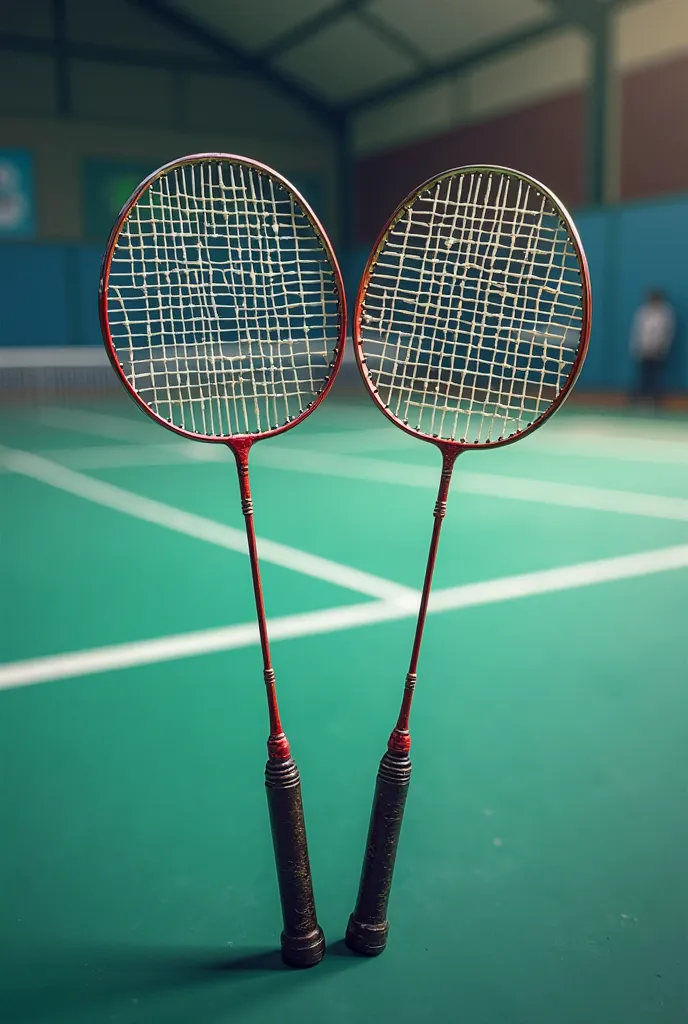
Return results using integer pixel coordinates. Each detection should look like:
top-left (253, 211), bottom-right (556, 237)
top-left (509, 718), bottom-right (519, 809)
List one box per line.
top-left (265, 755), bottom-right (325, 968)
top-left (345, 748), bottom-right (412, 956)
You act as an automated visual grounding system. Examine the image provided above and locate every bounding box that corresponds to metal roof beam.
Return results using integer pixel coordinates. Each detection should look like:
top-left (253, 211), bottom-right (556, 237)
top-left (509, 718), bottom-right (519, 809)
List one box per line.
top-left (52, 0), bottom-right (71, 116)
top-left (345, 17), bottom-right (562, 113)
top-left (126, 0), bottom-right (341, 129)
top-left (260, 0), bottom-right (366, 60)
top-left (587, 7), bottom-right (614, 204)
top-left (357, 8), bottom-right (428, 67)
top-left (548, 1), bottom-right (621, 204)
top-left (0, 31), bottom-right (269, 78)
top-left (546, 0), bottom-right (605, 33)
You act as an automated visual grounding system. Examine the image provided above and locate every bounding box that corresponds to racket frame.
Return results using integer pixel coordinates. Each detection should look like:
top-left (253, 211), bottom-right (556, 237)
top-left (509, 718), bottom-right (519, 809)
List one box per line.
top-left (347, 165), bottom-right (592, 956)
top-left (99, 152), bottom-right (347, 446)
top-left (99, 153), bottom-right (347, 968)
top-left (353, 164), bottom-right (591, 455)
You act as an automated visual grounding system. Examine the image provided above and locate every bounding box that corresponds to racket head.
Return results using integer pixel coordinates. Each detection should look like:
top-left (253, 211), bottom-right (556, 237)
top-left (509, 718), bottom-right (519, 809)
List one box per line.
top-left (99, 153), bottom-right (346, 446)
top-left (354, 165), bottom-right (591, 451)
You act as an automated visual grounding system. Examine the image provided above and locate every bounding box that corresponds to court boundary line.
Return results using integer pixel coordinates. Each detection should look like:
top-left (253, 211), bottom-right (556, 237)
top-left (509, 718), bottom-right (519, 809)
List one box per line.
top-left (8, 440), bottom-right (688, 523)
top-left (0, 445), bottom-right (417, 603)
top-left (2, 542), bottom-right (688, 690)
top-left (20, 409), bottom-right (688, 523)
top-left (253, 449), bottom-right (688, 522)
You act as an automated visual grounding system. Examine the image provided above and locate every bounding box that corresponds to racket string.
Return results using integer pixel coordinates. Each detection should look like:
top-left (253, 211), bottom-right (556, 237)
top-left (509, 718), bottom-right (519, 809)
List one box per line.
top-left (107, 159), bottom-right (341, 438)
top-left (361, 170), bottom-right (583, 443)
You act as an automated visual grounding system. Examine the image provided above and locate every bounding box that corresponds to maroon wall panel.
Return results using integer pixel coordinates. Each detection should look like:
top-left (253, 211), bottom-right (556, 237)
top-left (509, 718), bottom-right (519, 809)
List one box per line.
top-left (356, 90), bottom-right (585, 243)
top-left (621, 53), bottom-right (688, 200)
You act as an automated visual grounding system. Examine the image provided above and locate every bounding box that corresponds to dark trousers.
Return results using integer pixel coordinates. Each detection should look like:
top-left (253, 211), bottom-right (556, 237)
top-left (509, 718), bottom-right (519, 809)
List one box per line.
top-left (635, 357), bottom-right (664, 405)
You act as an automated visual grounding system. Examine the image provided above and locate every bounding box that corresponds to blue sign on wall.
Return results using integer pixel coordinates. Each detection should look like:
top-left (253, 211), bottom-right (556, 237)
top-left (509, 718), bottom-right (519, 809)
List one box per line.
top-left (0, 150), bottom-right (36, 239)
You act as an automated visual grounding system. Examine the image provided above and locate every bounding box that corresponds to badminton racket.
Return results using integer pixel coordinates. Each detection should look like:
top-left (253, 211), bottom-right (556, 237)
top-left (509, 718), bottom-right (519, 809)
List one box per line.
top-left (99, 153), bottom-right (346, 967)
top-left (346, 165), bottom-right (591, 956)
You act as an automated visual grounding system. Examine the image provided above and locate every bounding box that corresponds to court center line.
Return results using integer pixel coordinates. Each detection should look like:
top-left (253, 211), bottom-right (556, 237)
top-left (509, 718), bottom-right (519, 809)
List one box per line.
top-left (0, 445), bottom-right (416, 603)
top-left (2, 542), bottom-right (688, 690)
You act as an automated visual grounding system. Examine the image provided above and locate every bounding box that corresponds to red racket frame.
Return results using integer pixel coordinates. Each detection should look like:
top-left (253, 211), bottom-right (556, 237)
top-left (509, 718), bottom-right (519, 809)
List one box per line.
top-left (354, 164), bottom-right (591, 456)
top-left (346, 165), bottom-right (592, 957)
top-left (354, 162), bottom-right (591, 748)
top-left (99, 153), bottom-right (347, 967)
top-left (100, 152), bottom-right (347, 447)
top-left (99, 152), bottom-right (346, 758)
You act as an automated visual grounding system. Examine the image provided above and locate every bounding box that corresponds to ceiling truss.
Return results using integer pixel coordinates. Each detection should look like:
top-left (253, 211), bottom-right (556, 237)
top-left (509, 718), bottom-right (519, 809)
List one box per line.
top-left (133, 0), bottom-right (631, 119)
top-left (0, 0), bottom-right (632, 126)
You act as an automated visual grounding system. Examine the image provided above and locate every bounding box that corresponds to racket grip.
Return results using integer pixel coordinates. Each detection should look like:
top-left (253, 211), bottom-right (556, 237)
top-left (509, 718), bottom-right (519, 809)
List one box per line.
top-left (265, 755), bottom-right (325, 968)
top-left (345, 748), bottom-right (412, 956)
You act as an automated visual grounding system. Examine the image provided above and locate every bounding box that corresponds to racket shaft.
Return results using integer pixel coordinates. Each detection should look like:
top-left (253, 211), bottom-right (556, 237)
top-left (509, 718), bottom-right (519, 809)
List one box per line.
top-left (346, 750), bottom-right (412, 955)
top-left (265, 756), bottom-right (325, 966)
top-left (235, 452), bottom-right (324, 966)
top-left (347, 451), bottom-right (455, 956)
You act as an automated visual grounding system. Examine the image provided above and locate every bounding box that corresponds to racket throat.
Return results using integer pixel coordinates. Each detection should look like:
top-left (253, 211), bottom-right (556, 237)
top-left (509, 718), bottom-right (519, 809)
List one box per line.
top-left (264, 668), bottom-right (290, 760)
top-left (389, 673), bottom-right (417, 754)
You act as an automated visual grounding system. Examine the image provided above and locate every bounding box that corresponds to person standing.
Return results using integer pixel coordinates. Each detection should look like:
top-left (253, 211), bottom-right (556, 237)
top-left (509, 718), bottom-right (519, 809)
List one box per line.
top-left (630, 289), bottom-right (675, 407)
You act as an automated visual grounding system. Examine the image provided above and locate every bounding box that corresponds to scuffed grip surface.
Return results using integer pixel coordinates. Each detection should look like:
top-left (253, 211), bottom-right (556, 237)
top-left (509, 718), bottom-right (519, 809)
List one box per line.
top-left (346, 750), bottom-right (413, 956)
top-left (265, 756), bottom-right (324, 967)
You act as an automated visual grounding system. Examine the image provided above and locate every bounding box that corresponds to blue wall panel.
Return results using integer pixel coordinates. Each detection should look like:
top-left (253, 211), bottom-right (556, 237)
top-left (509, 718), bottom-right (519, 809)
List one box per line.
top-left (0, 244), bottom-right (71, 346)
top-left (76, 245), bottom-right (105, 347)
top-left (612, 198), bottom-right (688, 391)
top-left (1, 193), bottom-right (687, 397)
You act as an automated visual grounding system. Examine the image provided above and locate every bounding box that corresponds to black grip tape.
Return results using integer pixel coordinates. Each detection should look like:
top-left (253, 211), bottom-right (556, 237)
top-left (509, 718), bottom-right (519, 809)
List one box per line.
top-left (345, 749), bottom-right (412, 956)
top-left (265, 756), bottom-right (325, 968)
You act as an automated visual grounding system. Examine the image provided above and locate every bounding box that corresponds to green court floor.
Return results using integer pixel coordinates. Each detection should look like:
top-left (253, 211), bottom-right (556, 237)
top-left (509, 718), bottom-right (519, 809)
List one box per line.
top-left (1, 395), bottom-right (687, 1023)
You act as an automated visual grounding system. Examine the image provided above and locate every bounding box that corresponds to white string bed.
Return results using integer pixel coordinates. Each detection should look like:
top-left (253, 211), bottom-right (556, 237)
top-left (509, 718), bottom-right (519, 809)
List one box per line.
top-left (107, 159), bottom-right (341, 438)
top-left (359, 170), bottom-right (584, 444)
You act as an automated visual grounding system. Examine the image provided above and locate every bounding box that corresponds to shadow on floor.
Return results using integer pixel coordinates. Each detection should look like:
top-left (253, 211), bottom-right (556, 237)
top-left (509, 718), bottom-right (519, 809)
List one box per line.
top-left (0, 937), bottom-right (365, 1023)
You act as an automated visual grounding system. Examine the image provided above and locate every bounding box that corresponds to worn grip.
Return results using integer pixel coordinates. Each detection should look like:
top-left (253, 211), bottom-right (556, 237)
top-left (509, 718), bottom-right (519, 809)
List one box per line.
top-left (345, 749), bottom-right (412, 956)
top-left (265, 756), bottom-right (325, 967)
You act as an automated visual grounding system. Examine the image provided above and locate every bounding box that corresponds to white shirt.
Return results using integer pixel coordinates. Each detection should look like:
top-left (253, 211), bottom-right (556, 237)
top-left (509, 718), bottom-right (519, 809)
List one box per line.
top-left (631, 302), bottom-right (675, 360)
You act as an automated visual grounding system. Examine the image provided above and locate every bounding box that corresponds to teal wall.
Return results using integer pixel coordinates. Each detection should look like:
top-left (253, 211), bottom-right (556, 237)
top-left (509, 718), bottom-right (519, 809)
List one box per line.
top-left (345, 191), bottom-right (688, 392)
top-left (2, 191), bottom-right (687, 392)
top-left (0, 243), bottom-right (101, 347)
top-left (575, 194), bottom-right (688, 390)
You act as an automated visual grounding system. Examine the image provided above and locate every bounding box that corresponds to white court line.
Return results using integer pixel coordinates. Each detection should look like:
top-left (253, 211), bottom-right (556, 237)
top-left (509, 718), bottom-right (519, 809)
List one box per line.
top-left (544, 414), bottom-right (688, 443)
top-left (22, 434), bottom-right (688, 476)
top-left (36, 406), bottom-right (161, 443)
top-left (527, 435), bottom-right (688, 466)
top-left (25, 442), bottom-right (206, 471)
top-left (34, 406), bottom-right (392, 449)
top-left (37, 404), bottom-right (688, 448)
top-left (0, 446), bottom-right (416, 604)
top-left (252, 448), bottom-right (688, 523)
top-left (13, 440), bottom-right (688, 525)
top-left (2, 542), bottom-right (688, 690)
top-left (36, 406), bottom-right (688, 461)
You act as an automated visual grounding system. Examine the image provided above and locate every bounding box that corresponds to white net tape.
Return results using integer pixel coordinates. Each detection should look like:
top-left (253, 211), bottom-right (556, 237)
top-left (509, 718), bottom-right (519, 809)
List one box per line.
top-left (359, 170), bottom-right (585, 444)
top-left (107, 159), bottom-right (342, 438)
